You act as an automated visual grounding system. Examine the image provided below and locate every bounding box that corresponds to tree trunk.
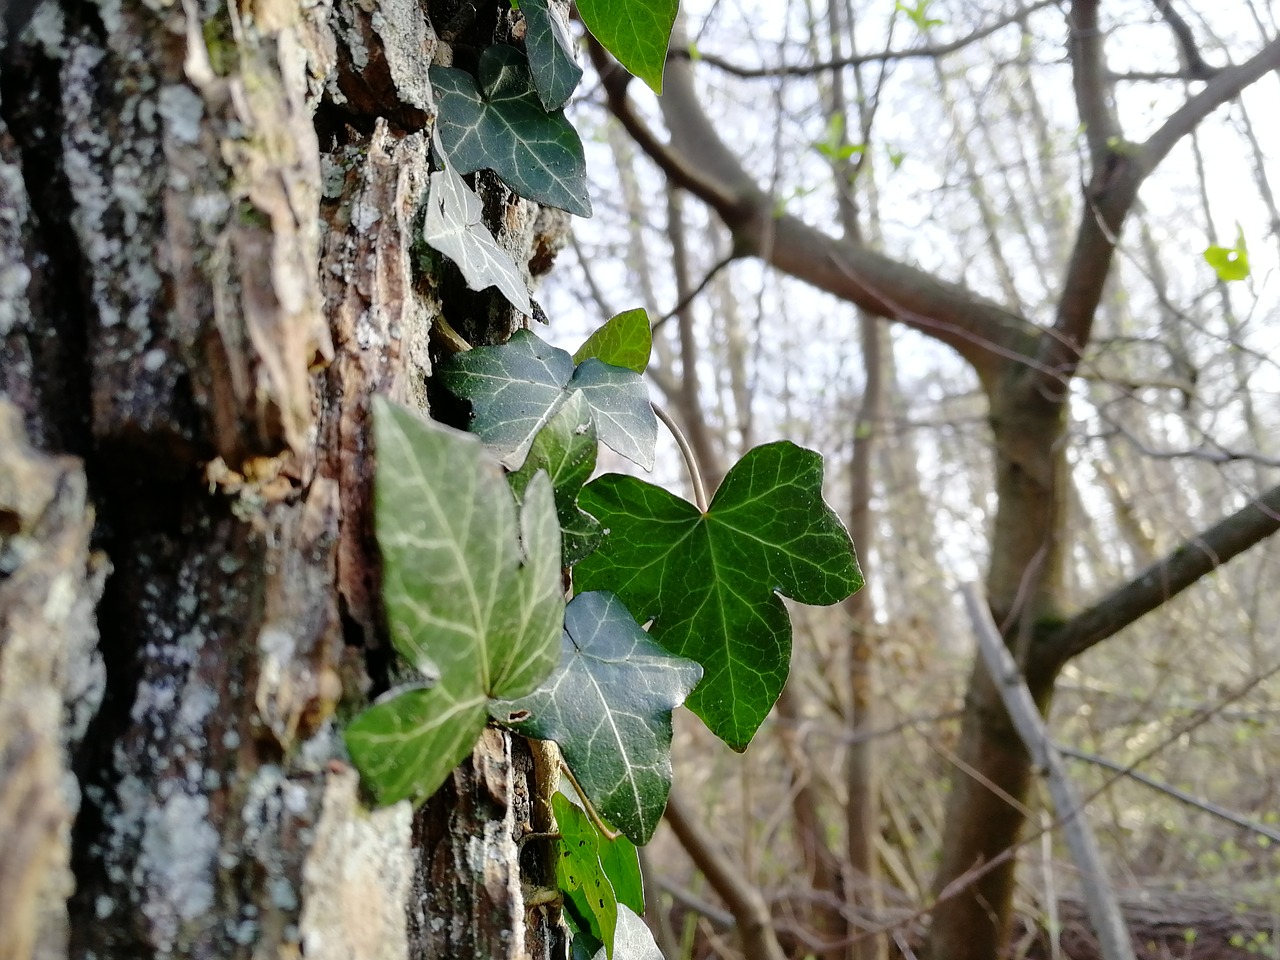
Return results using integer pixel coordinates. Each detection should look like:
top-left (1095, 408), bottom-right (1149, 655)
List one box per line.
top-left (0, 1), bottom-right (569, 958)
top-left (923, 364), bottom-right (1070, 960)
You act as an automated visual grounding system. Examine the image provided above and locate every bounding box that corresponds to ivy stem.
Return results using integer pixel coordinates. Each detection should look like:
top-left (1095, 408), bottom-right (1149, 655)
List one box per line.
top-left (432, 315), bottom-right (473, 354)
top-left (561, 759), bottom-right (621, 840)
top-left (652, 401), bottom-right (709, 513)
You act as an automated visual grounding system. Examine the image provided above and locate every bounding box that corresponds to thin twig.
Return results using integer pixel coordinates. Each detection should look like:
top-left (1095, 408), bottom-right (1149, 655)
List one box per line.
top-left (1057, 744), bottom-right (1280, 843)
top-left (652, 401), bottom-right (710, 512)
top-left (652, 252), bottom-right (739, 332)
top-left (432, 315), bottom-right (473, 354)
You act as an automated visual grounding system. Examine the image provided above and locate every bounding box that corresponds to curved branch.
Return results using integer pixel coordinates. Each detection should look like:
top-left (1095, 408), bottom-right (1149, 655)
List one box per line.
top-left (587, 36), bottom-right (1037, 388)
top-left (1042, 483), bottom-right (1280, 666)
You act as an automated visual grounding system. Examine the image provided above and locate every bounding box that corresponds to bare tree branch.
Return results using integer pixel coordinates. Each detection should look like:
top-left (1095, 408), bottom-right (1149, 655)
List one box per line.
top-left (677, 0), bottom-right (1060, 79)
top-left (1109, 68), bottom-right (1216, 81)
top-left (1068, 0), bottom-right (1122, 171)
top-left (1151, 0), bottom-right (1219, 79)
top-left (1037, 10), bottom-right (1280, 391)
top-left (1137, 35), bottom-right (1280, 173)
top-left (586, 34), bottom-right (1038, 388)
top-left (1057, 744), bottom-right (1280, 843)
top-left (1043, 484), bottom-right (1280, 665)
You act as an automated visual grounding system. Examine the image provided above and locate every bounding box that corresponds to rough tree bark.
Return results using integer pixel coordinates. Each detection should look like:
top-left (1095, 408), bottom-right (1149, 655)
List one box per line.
top-left (0, 0), bottom-right (569, 958)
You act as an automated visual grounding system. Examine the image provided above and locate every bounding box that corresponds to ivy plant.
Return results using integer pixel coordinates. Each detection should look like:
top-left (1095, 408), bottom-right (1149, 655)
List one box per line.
top-left (343, 4), bottom-right (865, 958)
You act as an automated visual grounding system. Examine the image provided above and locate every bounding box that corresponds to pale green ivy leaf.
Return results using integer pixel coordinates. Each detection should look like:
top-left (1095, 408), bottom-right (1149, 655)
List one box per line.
top-left (521, 0), bottom-right (583, 111)
top-left (576, 0), bottom-right (677, 94)
top-left (344, 398), bottom-right (564, 806)
top-left (573, 308), bottom-right (652, 373)
top-left (431, 45), bottom-right (591, 217)
top-left (424, 133), bottom-right (532, 315)
top-left (1204, 224), bottom-right (1250, 282)
top-left (440, 329), bottom-right (656, 471)
top-left (493, 591), bottom-right (702, 844)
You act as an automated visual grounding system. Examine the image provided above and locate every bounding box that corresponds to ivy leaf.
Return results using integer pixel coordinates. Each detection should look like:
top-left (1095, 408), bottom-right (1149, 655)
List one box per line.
top-left (431, 45), bottom-right (591, 217)
top-left (591, 905), bottom-right (663, 960)
top-left (575, 442), bottom-right (863, 751)
top-left (493, 591), bottom-right (702, 843)
top-left (570, 361), bottom-right (658, 470)
top-left (597, 824), bottom-right (644, 917)
top-left (521, 0), bottom-right (583, 111)
top-left (552, 791), bottom-right (643, 958)
top-left (1204, 224), bottom-right (1250, 282)
top-left (577, 0), bottom-right (677, 95)
top-left (573, 309), bottom-right (652, 373)
top-left (508, 391), bottom-right (603, 565)
top-left (440, 329), bottom-right (656, 471)
top-left (344, 398), bottom-right (564, 805)
top-left (424, 134), bottom-right (532, 315)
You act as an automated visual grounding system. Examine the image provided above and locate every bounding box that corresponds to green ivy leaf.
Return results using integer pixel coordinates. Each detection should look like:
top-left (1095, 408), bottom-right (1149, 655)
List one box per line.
top-left (431, 45), bottom-right (591, 217)
top-left (576, 0), bottom-right (677, 94)
top-left (573, 308), bottom-right (652, 373)
top-left (1204, 224), bottom-right (1250, 282)
top-left (552, 792), bottom-right (643, 958)
top-left (344, 398), bottom-right (565, 805)
top-left (440, 329), bottom-right (657, 470)
top-left (493, 591), bottom-right (702, 843)
top-left (508, 391), bottom-right (603, 565)
top-left (521, 0), bottom-right (583, 111)
top-left (575, 442), bottom-right (863, 751)
top-left (597, 825), bottom-right (644, 918)
top-left (424, 133), bottom-right (531, 314)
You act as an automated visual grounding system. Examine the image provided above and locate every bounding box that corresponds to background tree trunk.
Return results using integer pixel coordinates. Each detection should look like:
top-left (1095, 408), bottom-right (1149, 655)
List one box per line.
top-left (0, 1), bottom-right (568, 957)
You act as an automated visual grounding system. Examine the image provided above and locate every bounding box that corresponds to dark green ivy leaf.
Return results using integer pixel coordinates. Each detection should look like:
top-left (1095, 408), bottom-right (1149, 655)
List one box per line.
top-left (431, 45), bottom-right (591, 217)
top-left (343, 399), bottom-right (564, 805)
top-left (521, 0), bottom-right (583, 111)
top-left (575, 442), bottom-right (863, 751)
top-left (573, 308), bottom-right (652, 374)
top-left (493, 591), bottom-right (702, 844)
top-left (440, 329), bottom-right (656, 471)
top-left (566, 909), bottom-right (604, 960)
top-left (576, 0), bottom-right (677, 95)
top-left (508, 391), bottom-right (603, 565)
